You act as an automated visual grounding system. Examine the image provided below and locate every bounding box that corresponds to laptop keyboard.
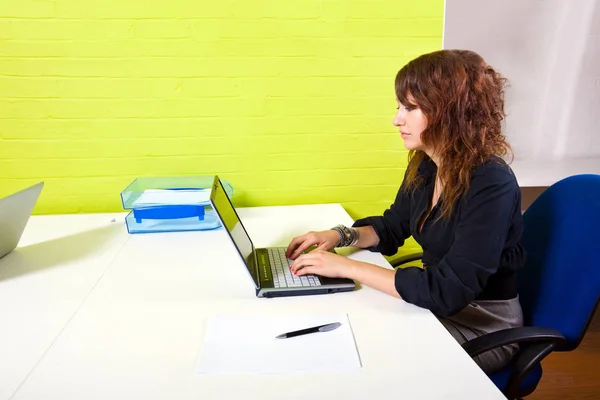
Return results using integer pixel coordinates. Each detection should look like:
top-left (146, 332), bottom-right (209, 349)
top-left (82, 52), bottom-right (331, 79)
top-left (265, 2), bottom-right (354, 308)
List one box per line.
top-left (267, 248), bottom-right (321, 288)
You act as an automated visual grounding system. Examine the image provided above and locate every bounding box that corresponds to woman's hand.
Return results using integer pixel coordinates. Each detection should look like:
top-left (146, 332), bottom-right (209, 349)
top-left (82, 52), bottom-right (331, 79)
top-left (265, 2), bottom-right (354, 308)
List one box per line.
top-left (285, 230), bottom-right (341, 259)
top-left (289, 250), bottom-right (357, 279)
top-left (291, 250), bottom-right (401, 299)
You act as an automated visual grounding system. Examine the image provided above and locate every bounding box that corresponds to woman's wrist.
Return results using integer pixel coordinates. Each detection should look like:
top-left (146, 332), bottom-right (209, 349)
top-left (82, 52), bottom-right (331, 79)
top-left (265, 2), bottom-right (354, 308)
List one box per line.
top-left (354, 226), bottom-right (380, 248)
top-left (330, 225), bottom-right (359, 247)
top-left (329, 225), bottom-right (379, 249)
top-left (347, 260), bottom-right (366, 281)
top-left (346, 260), bottom-right (400, 299)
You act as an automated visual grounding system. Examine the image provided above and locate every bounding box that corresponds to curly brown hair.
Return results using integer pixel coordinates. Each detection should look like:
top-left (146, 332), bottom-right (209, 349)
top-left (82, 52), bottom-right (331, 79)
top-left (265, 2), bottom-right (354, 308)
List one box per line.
top-left (395, 49), bottom-right (512, 220)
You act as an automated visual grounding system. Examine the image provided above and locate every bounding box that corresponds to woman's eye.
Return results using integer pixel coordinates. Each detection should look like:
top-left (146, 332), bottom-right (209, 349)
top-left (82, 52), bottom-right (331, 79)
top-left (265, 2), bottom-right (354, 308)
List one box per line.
top-left (397, 104), bottom-right (416, 112)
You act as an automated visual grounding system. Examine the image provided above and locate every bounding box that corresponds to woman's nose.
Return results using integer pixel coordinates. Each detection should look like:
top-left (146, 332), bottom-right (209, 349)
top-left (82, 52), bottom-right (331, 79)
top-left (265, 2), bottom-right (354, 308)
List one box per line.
top-left (393, 111), bottom-right (404, 127)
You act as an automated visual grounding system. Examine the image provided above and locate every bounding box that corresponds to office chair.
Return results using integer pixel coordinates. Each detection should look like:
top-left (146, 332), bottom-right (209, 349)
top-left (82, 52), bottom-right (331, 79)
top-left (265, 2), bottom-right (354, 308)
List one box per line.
top-left (390, 174), bottom-right (600, 399)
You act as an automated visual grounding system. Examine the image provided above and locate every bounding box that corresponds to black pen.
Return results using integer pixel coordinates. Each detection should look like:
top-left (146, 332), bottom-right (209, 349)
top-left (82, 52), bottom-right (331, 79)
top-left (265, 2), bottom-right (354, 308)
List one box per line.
top-left (275, 322), bottom-right (342, 339)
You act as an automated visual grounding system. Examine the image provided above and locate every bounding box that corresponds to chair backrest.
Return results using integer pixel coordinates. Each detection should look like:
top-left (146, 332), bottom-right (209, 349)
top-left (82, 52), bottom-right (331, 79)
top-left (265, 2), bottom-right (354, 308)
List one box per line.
top-left (517, 174), bottom-right (600, 351)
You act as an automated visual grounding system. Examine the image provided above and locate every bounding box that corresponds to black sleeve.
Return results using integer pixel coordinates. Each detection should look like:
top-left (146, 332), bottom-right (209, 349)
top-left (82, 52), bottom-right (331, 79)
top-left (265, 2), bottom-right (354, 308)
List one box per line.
top-left (394, 166), bottom-right (519, 317)
top-left (351, 173), bottom-right (412, 256)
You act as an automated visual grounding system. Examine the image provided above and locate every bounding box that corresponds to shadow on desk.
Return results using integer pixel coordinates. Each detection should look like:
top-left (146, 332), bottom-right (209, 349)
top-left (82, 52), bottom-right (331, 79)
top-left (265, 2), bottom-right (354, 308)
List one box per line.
top-left (0, 224), bottom-right (122, 282)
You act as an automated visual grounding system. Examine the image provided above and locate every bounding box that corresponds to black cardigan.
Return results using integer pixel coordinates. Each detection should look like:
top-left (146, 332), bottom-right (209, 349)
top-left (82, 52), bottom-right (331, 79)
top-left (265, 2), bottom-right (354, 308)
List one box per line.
top-left (353, 156), bottom-right (525, 318)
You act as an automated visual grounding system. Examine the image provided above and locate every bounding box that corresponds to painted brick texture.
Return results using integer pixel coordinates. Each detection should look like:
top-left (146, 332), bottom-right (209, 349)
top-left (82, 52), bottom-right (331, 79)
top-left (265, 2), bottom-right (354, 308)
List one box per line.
top-left (0, 0), bottom-right (444, 253)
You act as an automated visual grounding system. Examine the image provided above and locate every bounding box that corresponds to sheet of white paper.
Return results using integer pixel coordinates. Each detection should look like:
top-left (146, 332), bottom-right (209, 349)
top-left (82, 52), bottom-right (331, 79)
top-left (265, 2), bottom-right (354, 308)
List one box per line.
top-left (132, 189), bottom-right (210, 207)
top-left (195, 313), bottom-right (361, 374)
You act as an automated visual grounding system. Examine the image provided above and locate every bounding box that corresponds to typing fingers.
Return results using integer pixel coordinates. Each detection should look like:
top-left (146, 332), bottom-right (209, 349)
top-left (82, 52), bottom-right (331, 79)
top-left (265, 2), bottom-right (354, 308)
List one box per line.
top-left (290, 252), bottom-right (321, 273)
top-left (285, 237), bottom-right (301, 258)
top-left (288, 234), bottom-right (320, 259)
top-left (285, 235), bottom-right (310, 258)
top-left (294, 266), bottom-right (318, 276)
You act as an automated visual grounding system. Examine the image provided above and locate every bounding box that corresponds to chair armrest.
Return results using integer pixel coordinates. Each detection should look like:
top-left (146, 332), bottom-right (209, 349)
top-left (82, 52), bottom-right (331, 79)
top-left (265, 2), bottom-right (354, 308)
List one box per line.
top-left (462, 326), bottom-right (566, 357)
top-left (463, 326), bottom-right (566, 399)
top-left (502, 341), bottom-right (557, 399)
top-left (388, 252), bottom-right (423, 268)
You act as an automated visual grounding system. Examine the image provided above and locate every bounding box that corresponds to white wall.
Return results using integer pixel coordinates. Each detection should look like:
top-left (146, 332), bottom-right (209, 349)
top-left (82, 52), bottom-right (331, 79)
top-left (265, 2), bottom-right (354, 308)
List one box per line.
top-left (443, 0), bottom-right (600, 185)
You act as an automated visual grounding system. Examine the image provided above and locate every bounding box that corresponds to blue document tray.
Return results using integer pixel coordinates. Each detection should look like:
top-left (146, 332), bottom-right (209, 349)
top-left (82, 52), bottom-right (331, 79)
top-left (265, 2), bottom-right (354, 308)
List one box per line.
top-left (120, 176), bottom-right (233, 234)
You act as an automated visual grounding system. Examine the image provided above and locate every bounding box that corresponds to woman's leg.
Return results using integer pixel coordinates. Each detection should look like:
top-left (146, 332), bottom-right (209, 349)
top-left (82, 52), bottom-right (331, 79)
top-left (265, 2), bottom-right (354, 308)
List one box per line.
top-left (438, 296), bottom-right (523, 374)
top-left (439, 317), bottom-right (518, 373)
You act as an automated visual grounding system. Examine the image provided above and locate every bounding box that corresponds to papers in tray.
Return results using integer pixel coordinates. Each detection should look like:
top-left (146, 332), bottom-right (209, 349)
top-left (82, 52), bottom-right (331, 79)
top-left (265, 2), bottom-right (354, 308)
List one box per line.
top-left (132, 189), bottom-right (210, 207)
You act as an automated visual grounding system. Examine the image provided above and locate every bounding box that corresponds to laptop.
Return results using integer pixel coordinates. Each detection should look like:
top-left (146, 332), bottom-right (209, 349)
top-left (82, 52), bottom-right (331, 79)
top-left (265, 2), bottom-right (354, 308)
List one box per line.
top-left (209, 175), bottom-right (356, 298)
top-left (0, 182), bottom-right (44, 260)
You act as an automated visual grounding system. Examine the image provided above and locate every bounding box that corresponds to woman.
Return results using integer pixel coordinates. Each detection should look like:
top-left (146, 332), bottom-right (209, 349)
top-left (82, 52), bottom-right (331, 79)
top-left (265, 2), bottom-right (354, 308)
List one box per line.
top-left (286, 49), bottom-right (525, 374)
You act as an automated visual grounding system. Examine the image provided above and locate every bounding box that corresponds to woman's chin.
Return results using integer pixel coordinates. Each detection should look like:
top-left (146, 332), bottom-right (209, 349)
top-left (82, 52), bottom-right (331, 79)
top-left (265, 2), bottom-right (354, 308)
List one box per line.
top-left (401, 140), bottom-right (425, 152)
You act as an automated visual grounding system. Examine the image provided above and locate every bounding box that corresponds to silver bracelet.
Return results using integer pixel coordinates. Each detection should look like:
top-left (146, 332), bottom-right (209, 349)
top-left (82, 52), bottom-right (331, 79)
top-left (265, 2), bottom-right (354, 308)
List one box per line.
top-left (350, 226), bottom-right (360, 246)
top-left (331, 226), bottom-right (345, 247)
top-left (331, 225), bottom-right (359, 247)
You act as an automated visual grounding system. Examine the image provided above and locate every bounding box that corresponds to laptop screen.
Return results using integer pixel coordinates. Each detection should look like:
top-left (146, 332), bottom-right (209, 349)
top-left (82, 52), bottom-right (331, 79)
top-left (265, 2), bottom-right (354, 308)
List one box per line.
top-left (210, 176), bottom-right (259, 288)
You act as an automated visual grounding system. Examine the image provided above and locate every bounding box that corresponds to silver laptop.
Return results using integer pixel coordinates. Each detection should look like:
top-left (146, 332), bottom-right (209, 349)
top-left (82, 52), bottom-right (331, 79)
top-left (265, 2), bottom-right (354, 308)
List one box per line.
top-left (209, 176), bottom-right (356, 298)
top-left (0, 182), bottom-right (44, 259)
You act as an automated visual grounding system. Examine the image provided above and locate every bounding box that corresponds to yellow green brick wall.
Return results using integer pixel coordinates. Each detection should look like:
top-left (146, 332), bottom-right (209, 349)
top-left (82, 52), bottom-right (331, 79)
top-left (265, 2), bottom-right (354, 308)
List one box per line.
top-left (0, 0), bottom-right (444, 255)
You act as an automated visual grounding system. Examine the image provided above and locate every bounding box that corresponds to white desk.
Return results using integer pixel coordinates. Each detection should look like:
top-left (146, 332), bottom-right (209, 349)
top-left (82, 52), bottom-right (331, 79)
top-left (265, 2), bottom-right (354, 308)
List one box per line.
top-left (1, 204), bottom-right (505, 400)
top-left (0, 213), bottom-right (129, 400)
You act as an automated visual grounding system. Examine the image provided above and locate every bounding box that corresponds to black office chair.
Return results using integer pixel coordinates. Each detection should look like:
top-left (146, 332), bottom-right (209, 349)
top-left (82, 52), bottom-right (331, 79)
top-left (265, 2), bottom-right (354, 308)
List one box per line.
top-left (390, 174), bottom-right (600, 399)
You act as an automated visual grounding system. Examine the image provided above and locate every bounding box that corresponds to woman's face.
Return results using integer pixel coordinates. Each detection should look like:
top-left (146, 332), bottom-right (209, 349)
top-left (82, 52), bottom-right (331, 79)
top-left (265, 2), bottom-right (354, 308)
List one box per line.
top-left (393, 98), bottom-right (428, 152)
